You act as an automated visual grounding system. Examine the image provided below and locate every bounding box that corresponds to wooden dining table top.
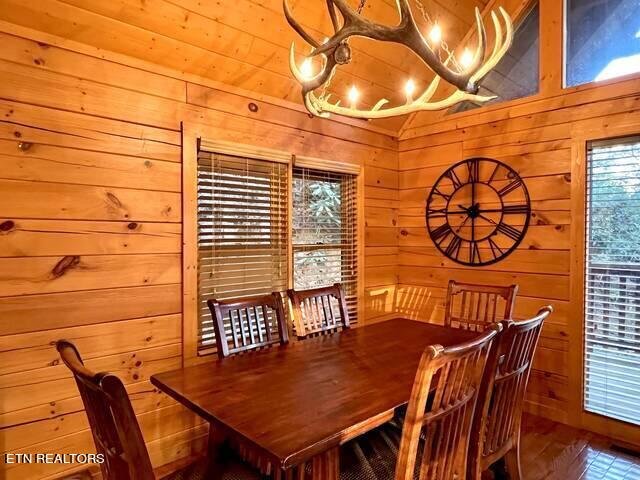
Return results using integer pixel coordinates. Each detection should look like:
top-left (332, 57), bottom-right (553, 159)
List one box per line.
top-left (151, 318), bottom-right (478, 469)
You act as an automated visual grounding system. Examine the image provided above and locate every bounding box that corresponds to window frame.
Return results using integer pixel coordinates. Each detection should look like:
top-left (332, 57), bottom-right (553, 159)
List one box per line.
top-left (563, 0), bottom-right (640, 89)
top-left (291, 166), bottom-right (360, 324)
top-left (570, 123), bottom-right (640, 446)
top-left (449, 0), bottom-right (541, 114)
top-left (291, 155), bottom-right (364, 327)
top-left (183, 126), bottom-right (363, 365)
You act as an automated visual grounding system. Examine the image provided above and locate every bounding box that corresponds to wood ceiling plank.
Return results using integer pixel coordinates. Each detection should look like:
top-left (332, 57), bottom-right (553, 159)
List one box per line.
top-left (55, 0), bottom-right (407, 108)
top-left (0, 18), bottom-right (398, 136)
top-left (0, 0), bottom-right (302, 101)
top-left (0, 0), bottom-right (491, 133)
top-left (173, 0), bottom-right (433, 84)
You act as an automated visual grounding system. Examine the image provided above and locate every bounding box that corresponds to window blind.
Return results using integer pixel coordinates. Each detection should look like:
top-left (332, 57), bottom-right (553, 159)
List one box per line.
top-left (197, 150), bottom-right (288, 355)
top-left (584, 135), bottom-right (640, 425)
top-left (292, 167), bottom-right (359, 325)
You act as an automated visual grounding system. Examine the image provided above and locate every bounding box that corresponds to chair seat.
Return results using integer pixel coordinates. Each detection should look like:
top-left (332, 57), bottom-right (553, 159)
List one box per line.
top-left (340, 421), bottom-right (418, 480)
top-left (160, 455), bottom-right (263, 480)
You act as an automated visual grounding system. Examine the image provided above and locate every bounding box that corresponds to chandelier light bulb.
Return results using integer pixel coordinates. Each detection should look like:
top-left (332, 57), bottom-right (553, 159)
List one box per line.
top-left (348, 85), bottom-right (360, 106)
top-left (429, 24), bottom-right (442, 45)
top-left (404, 79), bottom-right (416, 101)
top-left (300, 58), bottom-right (313, 79)
top-left (284, 0), bottom-right (515, 119)
top-left (460, 48), bottom-right (473, 69)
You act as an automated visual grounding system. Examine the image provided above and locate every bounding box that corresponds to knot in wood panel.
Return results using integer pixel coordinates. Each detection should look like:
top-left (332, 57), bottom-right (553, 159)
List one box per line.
top-left (51, 255), bottom-right (81, 278)
top-left (0, 220), bottom-right (15, 233)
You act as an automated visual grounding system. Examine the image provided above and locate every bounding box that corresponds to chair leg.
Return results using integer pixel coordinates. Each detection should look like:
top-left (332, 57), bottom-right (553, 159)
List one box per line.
top-left (504, 445), bottom-right (522, 480)
top-left (466, 455), bottom-right (483, 480)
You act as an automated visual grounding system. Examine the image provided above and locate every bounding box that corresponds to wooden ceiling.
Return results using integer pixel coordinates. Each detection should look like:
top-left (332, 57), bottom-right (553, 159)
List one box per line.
top-left (0, 0), bottom-right (490, 134)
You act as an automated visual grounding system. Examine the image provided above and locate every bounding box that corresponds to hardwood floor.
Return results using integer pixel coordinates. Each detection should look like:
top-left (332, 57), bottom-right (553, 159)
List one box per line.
top-left (520, 414), bottom-right (640, 480)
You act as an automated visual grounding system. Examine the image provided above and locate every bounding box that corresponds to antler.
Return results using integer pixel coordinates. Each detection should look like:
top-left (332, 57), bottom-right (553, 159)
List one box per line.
top-left (284, 0), bottom-right (514, 119)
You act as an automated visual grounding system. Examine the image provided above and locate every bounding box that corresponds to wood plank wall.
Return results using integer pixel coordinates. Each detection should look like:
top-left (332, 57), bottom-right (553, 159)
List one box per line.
top-left (396, 74), bottom-right (640, 438)
top-left (0, 26), bottom-right (398, 479)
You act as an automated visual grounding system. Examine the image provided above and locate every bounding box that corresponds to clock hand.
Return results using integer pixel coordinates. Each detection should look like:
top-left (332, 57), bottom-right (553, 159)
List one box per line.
top-left (471, 183), bottom-right (476, 243)
top-left (478, 213), bottom-right (498, 225)
top-left (455, 216), bottom-right (470, 233)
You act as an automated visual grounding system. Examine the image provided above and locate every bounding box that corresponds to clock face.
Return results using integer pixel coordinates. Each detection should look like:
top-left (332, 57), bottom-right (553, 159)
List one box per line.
top-left (426, 158), bottom-right (531, 266)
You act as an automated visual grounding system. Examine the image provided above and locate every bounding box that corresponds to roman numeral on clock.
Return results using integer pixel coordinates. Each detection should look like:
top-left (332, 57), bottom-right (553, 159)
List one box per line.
top-left (496, 222), bottom-right (522, 241)
top-left (432, 187), bottom-right (451, 201)
top-left (466, 159), bottom-right (480, 183)
top-left (427, 206), bottom-right (447, 219)
top-left (431, 223), bottom-right (453, 244)
top-left (445, 169), bottom-right (463, 190)
top-left (503, 204), bottom-right (530, 215)
top-left (445, 236), bottom-right (462, 259)
top-left (470, 241), bottom-right (481, 264)
top-left (498, 178), bottom-right (523, 197)
top-left (488, 238), bottom-right (505, 258)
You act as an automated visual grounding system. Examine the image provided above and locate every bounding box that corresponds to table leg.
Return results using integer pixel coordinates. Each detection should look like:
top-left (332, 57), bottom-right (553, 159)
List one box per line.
top-left (205, 422), bottom-right (229, 479)
top-left (311, 447), bottom-right (339, 480)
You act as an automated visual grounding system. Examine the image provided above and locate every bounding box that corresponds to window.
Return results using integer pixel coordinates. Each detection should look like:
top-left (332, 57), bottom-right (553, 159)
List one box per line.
top-left (584, 135), bottom-right (640, 425)
top-left (197, 149), bottom-right (288, 355)
top-left (450, 3), bottom-right (539, 114)
top-left (293, 167), bottom-right (359, 324)
top-left (565, 0), bottom-right (640, 87)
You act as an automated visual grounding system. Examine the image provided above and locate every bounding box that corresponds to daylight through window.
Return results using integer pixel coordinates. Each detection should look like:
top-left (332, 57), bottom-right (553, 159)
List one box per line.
top-left (565, 0), bottom-right (640, 87)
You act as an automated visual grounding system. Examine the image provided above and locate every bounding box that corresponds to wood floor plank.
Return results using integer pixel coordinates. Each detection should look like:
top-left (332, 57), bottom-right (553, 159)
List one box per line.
top-left (520, 414), bottom-right (640, 480)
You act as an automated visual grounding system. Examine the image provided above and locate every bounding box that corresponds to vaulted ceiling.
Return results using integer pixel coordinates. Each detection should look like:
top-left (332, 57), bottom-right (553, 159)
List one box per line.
top-left (0, 0), bottom-right (491, 134)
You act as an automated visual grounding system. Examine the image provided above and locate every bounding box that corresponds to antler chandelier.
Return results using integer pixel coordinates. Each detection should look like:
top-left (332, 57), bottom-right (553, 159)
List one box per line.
top-left (284, 0), bottom-right (514, 119)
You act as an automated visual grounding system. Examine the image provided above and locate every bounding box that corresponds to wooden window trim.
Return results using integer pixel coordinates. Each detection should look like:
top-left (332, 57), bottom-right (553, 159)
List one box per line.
top-left (569, 122), bottom-right (640, 446)
top-left (182, 125), bottom-right (292, 365)
top-left (183, 124), bottom-right (364, 365)
top-left (291, 157), bottom-right (364, 327)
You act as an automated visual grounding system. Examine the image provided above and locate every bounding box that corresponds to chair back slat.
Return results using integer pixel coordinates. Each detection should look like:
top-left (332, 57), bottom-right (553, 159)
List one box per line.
top-left (445, 281), bottom-right (518, 332)
top-left (287, 284), bottom-right (350, 339)
top-left (394, 325), bottom-right (502, 480)
top-left (208, 292), bottom-right (289, 358)
top-left (55, 341), bottom-right (154, 480)
top-left (468, 306), bottom-right (553, 477)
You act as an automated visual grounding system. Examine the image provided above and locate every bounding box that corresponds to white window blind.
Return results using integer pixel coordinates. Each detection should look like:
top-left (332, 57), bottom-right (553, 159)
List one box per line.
top-left (197, 149), bottom-right (288, 355)
top-left (584, 135), bottom-right (640, 425)
top-left (292, 167), bottom-right (359, 325)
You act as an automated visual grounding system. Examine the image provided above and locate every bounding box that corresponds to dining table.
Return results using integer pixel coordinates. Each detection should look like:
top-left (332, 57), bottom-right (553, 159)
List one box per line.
top-left (150, 318), bottom-right (479, 479)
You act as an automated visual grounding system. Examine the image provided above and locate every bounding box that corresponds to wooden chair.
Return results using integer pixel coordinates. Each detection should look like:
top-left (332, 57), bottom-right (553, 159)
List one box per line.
top-left (444, 280), bottom-right (518, 332)
top-left (340, 325), bottom-right (502, 480)
top-left (287, 283), bottom-right (350, 339)
top-left (468, 306), bottom-right (553, 480)
top-left (207, 292), bottom-right (289, 358)
top-left (55, 340), bottom-right (261, 480)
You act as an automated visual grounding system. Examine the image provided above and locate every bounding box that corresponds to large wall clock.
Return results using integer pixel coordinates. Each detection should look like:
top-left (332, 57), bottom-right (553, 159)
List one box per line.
top-left (426, 158), bottom-right (531, 266)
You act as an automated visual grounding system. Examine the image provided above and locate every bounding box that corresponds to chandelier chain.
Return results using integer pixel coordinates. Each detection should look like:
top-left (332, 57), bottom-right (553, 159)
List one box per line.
top-left (412, 0), bottom-right (463, 72)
